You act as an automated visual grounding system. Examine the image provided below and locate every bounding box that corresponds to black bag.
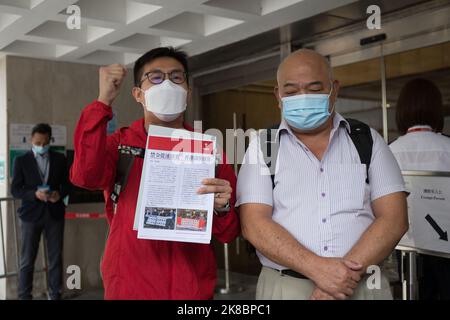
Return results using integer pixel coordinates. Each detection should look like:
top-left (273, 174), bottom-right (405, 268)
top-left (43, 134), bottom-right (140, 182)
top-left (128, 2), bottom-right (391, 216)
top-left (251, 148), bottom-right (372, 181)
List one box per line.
top-left (110, 145), bottom-right (145, 204)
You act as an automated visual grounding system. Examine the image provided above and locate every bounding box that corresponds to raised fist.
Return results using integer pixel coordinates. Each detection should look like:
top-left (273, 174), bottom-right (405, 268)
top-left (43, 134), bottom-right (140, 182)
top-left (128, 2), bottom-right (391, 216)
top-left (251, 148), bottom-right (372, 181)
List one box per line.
top-left (98, 64), bottom-right (127, 106)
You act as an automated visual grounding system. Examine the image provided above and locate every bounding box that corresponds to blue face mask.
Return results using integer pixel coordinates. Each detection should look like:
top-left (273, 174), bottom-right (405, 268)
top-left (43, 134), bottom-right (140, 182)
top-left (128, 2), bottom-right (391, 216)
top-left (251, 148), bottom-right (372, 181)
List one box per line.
top-left (32, 144), bottom-right (50, 155)
top-left (281, 86), bottom-right (334, 131)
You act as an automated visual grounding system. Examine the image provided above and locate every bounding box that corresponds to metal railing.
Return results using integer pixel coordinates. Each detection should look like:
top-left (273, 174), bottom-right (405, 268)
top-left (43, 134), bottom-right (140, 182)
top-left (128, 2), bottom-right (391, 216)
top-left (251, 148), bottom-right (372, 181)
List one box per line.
top-left (0, 197), bottom-right (48, 293)
top-left (0, 197), bottom-right (20, 280)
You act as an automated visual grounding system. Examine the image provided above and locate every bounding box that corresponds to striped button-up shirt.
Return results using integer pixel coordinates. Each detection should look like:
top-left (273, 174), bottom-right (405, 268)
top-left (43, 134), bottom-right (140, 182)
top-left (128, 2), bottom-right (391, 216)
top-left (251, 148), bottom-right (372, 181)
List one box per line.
top-left (236, 112), bottom-right (405, 271)
top-left (33, 150), bottom-right (50, 184)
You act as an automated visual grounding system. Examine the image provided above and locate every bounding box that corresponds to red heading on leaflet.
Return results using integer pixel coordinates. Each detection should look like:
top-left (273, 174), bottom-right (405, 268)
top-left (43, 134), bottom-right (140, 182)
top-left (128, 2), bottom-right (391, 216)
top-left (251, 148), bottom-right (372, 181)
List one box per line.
top-left (147, 136), bottom-right (214, 155)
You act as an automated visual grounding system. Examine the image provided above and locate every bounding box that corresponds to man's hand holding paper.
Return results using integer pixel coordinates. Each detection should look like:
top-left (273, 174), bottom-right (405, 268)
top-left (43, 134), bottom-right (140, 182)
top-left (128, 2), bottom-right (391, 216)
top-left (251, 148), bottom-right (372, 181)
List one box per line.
top-left (197, 178), bottom-right (232, 211)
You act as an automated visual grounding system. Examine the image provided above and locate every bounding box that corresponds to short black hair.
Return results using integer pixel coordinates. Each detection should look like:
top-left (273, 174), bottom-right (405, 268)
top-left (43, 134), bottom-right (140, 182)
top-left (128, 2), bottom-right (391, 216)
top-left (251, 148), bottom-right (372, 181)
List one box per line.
top-left (133, 47), bottom-right (189, 87)
top-left (395, 78), bottom-right (444, 135)
top-left (31, 123), bottom-right (52, 138)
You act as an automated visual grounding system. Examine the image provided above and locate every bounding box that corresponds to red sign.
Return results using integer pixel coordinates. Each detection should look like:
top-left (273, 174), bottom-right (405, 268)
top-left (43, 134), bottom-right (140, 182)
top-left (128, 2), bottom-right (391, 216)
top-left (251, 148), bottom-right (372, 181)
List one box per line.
top-left (147, 136), bottom-right (214, 154)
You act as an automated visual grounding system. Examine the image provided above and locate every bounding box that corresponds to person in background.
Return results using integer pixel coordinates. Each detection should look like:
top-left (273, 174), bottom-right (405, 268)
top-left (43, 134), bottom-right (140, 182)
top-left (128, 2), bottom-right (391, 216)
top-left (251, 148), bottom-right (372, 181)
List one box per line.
top-left (390, 78), bottom-right (450, 300)
top-left (11, 123), bottom-right (71, 300)
top-left (70, 47), bottom-right (240, 299)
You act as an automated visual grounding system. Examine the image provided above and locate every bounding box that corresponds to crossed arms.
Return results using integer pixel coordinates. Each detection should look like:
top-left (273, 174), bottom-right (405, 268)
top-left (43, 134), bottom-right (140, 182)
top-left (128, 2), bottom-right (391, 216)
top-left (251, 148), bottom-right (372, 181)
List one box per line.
top-left (240, 191), bottom-right (408, 300)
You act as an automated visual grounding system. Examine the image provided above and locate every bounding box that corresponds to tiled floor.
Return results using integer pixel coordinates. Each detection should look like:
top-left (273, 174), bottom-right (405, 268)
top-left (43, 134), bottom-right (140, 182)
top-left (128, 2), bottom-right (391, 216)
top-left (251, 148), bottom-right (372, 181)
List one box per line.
top-left (214, 270), bottom-right (258, 300)
top-left (52, 263), bottom-right (403, 300)
top-left (64, 270), bottom-right (258, 300)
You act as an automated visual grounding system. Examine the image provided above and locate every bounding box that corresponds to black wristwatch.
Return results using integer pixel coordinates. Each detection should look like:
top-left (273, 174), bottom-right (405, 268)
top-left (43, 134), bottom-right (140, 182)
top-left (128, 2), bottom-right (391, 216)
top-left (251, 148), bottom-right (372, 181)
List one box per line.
top-left (214, 200), bottom-right (231, 217)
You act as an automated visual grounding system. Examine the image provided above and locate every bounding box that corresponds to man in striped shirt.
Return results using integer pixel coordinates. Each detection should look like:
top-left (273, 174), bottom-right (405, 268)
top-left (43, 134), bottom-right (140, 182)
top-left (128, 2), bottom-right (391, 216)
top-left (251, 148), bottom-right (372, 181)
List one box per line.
top-left (237, 49), bottom-right (408, 300)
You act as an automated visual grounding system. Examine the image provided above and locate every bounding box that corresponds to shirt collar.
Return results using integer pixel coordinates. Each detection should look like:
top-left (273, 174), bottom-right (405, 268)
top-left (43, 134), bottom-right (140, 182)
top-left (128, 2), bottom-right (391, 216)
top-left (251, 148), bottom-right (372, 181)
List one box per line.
top-left (276, 118), bottom-right (290, 139)
top-left (32, 150), bottom-right (49, 158)
top-left (407, 125), bottom-right (433, 133)
top-left (333, 112), bottom-right (351, 133)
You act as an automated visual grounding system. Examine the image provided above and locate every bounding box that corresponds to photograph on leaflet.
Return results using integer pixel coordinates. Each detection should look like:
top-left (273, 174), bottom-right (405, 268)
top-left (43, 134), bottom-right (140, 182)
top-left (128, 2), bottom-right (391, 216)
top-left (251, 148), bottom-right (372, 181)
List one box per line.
top-left (143, 207), bottom-right (177, 230)
top-left (176, 209), bottom-right (208, 232)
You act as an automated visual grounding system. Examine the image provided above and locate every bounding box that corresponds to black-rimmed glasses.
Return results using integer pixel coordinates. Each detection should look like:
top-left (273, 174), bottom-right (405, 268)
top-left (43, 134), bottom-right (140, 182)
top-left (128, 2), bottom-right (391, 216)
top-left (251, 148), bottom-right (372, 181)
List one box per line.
top-left (139, 70), bottom-right (187, 86)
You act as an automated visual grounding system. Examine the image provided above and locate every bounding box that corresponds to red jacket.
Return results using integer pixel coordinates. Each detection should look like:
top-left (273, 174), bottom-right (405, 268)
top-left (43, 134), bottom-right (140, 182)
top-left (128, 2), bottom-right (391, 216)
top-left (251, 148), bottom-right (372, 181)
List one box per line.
top-left (70, 101), bottom-right (240, 299)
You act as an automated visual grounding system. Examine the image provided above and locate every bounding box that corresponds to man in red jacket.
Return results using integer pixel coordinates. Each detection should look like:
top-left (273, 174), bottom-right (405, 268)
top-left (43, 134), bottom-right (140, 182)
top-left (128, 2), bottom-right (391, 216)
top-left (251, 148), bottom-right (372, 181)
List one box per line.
top-left (70, 47), bottom-right (240, 299)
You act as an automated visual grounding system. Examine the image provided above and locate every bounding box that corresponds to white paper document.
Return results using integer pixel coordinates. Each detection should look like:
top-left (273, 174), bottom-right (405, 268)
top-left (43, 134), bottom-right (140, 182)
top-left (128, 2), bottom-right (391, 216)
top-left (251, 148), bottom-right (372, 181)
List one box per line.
top-left (134, 125), bottom-right (216, 244)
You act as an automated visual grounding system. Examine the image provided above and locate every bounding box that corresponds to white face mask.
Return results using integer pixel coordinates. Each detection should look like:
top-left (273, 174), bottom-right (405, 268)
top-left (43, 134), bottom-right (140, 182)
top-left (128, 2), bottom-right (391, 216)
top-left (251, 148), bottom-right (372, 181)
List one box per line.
top-left (142, 80), bottom-right (187, 122)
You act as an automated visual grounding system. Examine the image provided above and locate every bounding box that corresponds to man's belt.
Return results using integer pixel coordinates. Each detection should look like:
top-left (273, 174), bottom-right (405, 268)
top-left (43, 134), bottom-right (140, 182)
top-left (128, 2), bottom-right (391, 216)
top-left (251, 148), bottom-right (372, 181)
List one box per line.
top-left (272, 268), bottom-right (309, 280)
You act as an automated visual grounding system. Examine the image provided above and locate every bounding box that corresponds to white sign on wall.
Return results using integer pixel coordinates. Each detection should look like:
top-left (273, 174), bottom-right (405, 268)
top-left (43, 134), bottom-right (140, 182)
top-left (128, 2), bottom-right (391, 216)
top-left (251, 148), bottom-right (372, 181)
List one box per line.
top-left (399, 171), bottom-right (450, 255)
top-left (10, 123), bottom-right (67, 149)
top-left (0, 155), bottom-right (5, 183)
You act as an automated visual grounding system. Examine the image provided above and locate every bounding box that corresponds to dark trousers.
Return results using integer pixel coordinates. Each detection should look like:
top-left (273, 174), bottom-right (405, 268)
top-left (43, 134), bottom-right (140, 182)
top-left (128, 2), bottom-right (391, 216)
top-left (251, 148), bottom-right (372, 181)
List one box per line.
top-left (396, 250), bottom-right (450, 300)
top-left (418, 255), bottom-right (450, 300)
top-left (18, 210), bottom-right (64, 300)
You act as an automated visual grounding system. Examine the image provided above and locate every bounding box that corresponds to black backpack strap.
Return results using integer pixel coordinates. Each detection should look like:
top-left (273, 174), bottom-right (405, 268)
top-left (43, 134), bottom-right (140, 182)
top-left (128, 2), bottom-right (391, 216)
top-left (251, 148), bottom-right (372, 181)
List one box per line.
top-left (111, 145), bottom-right (145, 204)
top-left (345, 118), bottom-right (373, 184)
top-left (259, 124), bottom-right (280, 189)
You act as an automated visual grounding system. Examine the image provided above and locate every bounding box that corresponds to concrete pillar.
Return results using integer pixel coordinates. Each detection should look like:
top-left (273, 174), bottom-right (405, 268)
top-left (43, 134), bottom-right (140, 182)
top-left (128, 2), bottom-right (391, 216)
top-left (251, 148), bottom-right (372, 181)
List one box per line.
top-left (0, 57), bottom-right (8, 299)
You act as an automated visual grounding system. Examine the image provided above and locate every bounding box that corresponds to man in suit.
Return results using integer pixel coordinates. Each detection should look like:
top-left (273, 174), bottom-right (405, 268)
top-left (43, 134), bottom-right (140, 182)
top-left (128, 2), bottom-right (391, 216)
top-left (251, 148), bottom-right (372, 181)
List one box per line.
top-left (11, 123), bottom-right (71, 300)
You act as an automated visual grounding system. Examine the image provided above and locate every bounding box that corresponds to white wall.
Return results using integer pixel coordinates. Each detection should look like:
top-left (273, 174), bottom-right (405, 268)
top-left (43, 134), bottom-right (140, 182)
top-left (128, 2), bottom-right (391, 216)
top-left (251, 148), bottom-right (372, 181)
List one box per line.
top-left (0, 58), bottom-right (6, 191)
top-left (6, 56), bottom-right (144, 150)
top-left (0, 56), bottom-right (8, 299)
